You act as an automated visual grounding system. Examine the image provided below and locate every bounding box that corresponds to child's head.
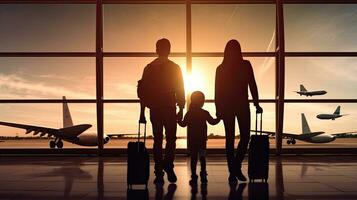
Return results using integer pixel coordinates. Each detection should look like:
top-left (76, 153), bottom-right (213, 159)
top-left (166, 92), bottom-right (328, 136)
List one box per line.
top-left (190, 91), bottom-right (205, 109)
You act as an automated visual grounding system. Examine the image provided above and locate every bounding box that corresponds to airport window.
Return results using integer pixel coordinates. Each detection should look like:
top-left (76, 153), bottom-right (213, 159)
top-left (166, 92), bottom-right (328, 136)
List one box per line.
top-left (0, 0), bottom-right (356, 154)
top-left (0, 4), bottom-right (95, 52)
top-left (285, 4), bottom-right (357, 52)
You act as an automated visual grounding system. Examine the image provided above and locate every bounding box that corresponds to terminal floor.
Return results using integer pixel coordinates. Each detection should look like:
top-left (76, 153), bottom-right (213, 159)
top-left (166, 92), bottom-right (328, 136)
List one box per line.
top-left (1, 155), bottom-right (357, 199)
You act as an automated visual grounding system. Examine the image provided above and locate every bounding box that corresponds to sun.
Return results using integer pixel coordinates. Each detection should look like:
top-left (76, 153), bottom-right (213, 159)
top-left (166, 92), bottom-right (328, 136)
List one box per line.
top-left (183, 69), bottom-right (206, 95)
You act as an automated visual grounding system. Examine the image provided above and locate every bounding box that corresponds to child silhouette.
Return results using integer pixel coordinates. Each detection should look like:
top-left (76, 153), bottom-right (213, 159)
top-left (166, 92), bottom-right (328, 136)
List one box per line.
top-left (178, 91), bottom-right (220, 185)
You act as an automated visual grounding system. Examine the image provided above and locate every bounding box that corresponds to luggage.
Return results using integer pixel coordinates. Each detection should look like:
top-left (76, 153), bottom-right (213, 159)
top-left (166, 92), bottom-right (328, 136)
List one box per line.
top-left (248, 182), bottom-right (269, 200)
top-left (248, 112), bottom-right (269, 182)
top-left (127, 122), bottom-right (150, 188)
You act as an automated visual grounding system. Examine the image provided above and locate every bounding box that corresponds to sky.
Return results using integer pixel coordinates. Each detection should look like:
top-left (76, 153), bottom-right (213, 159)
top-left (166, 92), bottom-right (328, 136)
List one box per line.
top-left (0, 4), bottom-right (356, 142)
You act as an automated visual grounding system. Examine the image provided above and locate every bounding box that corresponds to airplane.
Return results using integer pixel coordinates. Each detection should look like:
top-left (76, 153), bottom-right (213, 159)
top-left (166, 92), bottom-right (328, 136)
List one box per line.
top-left (295, 84), bottom-right (327, 97)
top-left (316, 105), bottom-right (348, 120)
top-left (0, 96), bottom-right (135, 149)
top-left (252, 113), bottom-right (337, 145)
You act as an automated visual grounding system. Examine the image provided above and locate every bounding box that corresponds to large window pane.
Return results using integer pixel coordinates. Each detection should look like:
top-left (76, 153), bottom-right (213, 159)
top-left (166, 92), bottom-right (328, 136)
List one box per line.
top-left (192, 4), bottom-right (276, 52)
top-left (192, 57), bottom-right (275, 100)
top-left (103, 103), bottom-right (275, 149)
top-left (104, 57), bottom-right (186, 99)
top-left (104, 103), bottom-right (187, 149)
top-left (0, 58), bottom-right (95, 99)
top-left (0, 104), bottom-right (97, 149)
top-left (0, 5), bottom-right (95, 52)
top-left (104, 4), bottom-right (185, 52)
top-left (285, 57), bottom-right (357, 99)
top-left (284, 103), bottom-right (357, 148)
top-left (285, 4), bottom-right (357, 52)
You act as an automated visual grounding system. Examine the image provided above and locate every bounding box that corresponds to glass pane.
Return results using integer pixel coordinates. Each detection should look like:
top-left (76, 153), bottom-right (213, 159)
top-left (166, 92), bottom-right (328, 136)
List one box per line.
top-left (103, 103), bottom-right (275, 149)
top-left (0, 104), bottom-right (97, 149)
top-left (284, 103), bottom-right (357, 148)
top-left (0, 58), bottom-right (95, 99)
top-left (204, 103), bottom-right (276, 149)
top-left (104, 103), bottom-right (187, 149)
top-left (192, 57), bottom-right (275, 100)
top-left (104, 57), bottom-right (186, 99)
top-left (104, 4), bottom-right (185, 52)
top-left (192, 4), bottom-right (276, 52)
top-left (0, 5), bottom-right (95, 52)
top-left (285, 4), bottom-right (357, 52)
top-left (285, 57), bottom-right (357, 99)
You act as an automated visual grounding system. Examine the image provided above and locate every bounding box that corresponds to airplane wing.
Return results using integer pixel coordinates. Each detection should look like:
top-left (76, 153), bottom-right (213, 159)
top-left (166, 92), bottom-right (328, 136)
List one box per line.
top-left (106, 133), bottom-right (137, 138)
top-left (0, 121), bottom-right (60, 138)
top-left (332, 131), bottom-right (357, 137)
top-left (250, 130), bottom-right (325, 139)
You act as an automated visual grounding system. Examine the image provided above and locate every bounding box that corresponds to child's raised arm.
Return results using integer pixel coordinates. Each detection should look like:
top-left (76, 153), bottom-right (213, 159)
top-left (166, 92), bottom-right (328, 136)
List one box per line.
top-left (206, 111), bottom-right (220, 125)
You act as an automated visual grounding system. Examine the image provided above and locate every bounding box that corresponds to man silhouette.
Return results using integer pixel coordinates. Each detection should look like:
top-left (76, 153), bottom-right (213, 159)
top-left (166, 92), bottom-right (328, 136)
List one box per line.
top-left (139, 38), bottom-right (185, 184)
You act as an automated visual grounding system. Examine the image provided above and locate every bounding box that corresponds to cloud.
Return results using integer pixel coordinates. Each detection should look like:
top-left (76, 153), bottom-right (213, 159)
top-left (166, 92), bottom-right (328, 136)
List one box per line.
top-left (0, 73), bottom-right (92, 99)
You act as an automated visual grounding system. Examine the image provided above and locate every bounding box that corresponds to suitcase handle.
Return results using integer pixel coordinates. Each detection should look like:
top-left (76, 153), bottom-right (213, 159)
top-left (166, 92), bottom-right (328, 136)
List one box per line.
top-left (255, 112), bottom-right (263, 135)
top-left (138, 122), bottom-right (147, 145)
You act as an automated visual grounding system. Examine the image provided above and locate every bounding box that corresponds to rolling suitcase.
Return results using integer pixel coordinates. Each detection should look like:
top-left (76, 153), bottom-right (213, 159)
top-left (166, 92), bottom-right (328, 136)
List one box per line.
top-left (248, 112), bottom-right (269, 182)
top-left (127, 122), bottom-right (150, 189)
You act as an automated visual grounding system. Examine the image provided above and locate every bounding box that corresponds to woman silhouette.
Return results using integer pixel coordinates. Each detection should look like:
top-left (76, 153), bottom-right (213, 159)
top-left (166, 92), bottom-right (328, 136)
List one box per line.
top-left (215, 40), bottom-right (263, 183)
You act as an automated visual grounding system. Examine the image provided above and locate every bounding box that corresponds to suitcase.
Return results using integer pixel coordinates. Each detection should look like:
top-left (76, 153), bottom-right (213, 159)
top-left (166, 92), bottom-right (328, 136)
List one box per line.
top-left (248, 182), bottom-right (269, 200)
top-left (248, 112), bottom-right (269, 182)
top-left (127, 122), bottom-right (150, 189)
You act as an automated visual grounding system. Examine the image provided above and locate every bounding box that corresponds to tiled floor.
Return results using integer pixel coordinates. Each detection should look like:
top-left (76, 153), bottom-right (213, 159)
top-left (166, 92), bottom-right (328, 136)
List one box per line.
top-left (1, 156), bottom-right (357, 199)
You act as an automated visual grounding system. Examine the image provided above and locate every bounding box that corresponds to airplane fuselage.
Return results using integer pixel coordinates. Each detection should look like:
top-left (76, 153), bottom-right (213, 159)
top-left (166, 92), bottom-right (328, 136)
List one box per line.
top-left (304, 134), bottom-right (335, 143)
top-left (297, 91), bottom-right (327, 96)
top-left (316, 114), bottom-right (342, 120)
top-left (66, 133), bottom-right (110, 146)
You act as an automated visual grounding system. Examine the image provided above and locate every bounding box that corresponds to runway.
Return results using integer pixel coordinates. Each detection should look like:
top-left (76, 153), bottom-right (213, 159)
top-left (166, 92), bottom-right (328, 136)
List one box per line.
top-left (1, 138), bottom-right (357, 149)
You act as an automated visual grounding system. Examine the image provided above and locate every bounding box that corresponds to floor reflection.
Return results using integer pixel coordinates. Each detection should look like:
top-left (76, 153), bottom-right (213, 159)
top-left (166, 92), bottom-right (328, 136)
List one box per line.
top-left (29, 160), bottom-right (93, 198)
top-left (1, 156), bottom-right (357, 199)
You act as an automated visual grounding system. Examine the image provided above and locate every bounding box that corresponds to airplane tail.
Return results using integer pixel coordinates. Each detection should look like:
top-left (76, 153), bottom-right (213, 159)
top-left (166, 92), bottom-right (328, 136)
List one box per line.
top-left (300, 84), bottom-right (307, 92)
top-left (333, 105), bottom-right (341, 115)
top-left (63, 96), bottom-right (74, 128)
top-left (302, 113), bottom-right (311, 134)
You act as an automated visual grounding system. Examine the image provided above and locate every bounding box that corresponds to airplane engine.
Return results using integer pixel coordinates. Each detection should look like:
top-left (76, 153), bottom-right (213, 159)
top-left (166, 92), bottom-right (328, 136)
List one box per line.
top-left (76, 134), bottom-right (99, 146)
top-left (104, 136), bottom-right (110, 144)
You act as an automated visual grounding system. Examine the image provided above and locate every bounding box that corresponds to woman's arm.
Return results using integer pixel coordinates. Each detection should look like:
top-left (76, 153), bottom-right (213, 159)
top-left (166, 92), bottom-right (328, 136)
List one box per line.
top-left (215, 67), bottom-right (223, 119)
top-left (206, 111), bottom-right (221, 125)
top-left (247, 61), bottom-right (263, 113)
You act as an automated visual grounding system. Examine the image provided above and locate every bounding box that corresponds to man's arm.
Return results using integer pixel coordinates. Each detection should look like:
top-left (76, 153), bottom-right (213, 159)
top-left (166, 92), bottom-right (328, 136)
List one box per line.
top-left (175, 66), bottom-right (186, 110)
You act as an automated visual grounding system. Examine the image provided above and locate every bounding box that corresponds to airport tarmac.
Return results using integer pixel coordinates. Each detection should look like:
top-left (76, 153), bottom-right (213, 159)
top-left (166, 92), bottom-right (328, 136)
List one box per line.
top-left (1, 138), bottom-right (357, 149)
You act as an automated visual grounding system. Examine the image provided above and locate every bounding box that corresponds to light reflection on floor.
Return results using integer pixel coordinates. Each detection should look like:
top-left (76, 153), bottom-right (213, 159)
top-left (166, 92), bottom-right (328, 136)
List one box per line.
top-left (0, 156), bottom-right (357, 199)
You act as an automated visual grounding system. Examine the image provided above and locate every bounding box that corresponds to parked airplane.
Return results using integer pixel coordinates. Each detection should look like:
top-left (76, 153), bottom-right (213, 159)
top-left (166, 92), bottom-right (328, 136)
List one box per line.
top-left (316, 105), bottom-right (348, 120)
top-left (295, 84), bottom-right (327, 97)
top-left (0, 96), bottom-right (135, 148)
top-left (253, 113), bottom-right (340, 145)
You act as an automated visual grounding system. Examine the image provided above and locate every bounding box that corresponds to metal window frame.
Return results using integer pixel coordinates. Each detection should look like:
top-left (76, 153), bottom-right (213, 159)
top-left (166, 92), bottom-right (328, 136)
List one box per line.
top-left (1, 0), bottom-right (357, 155)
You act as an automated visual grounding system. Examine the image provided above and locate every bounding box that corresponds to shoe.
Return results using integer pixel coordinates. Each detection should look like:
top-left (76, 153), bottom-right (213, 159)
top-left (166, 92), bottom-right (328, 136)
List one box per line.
top-left (153, 175), bottom-right (164, 185)
top-left (189, 174), bottom-right (198, 186)
top-left (200, 171), bottom-right (208, 184)
top-left (164, 167), bottom-right (177, 183)
top-left (228, 174), bottom-right (237, 184)
top-left (235, 168), bottom-right (247, 182)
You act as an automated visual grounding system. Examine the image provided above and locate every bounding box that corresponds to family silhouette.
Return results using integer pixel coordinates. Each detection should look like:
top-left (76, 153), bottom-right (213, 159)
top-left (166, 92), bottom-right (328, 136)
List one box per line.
top-left (137, 38), bottom-right (263, 186)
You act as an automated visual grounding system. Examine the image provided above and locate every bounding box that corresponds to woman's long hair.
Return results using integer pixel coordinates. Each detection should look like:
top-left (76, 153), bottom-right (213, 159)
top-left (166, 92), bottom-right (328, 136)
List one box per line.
top-left (221, 39), bottom-right (243, 67)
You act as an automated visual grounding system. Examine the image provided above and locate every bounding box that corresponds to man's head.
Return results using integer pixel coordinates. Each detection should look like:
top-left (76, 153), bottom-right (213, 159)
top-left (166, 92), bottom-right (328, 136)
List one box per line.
top-left (156, 38), bottom-right (171, 57)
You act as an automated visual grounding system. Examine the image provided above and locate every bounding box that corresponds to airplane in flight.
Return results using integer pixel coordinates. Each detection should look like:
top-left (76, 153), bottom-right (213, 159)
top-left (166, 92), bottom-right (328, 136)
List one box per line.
top-left (252, 113), bottom-right (352, 145)
top-left (295, 84), bottom-right (327, 97)
top-left (0, 96), bottom-right (135, 148)
top-left (316, 105), bottom-right (348, 120)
